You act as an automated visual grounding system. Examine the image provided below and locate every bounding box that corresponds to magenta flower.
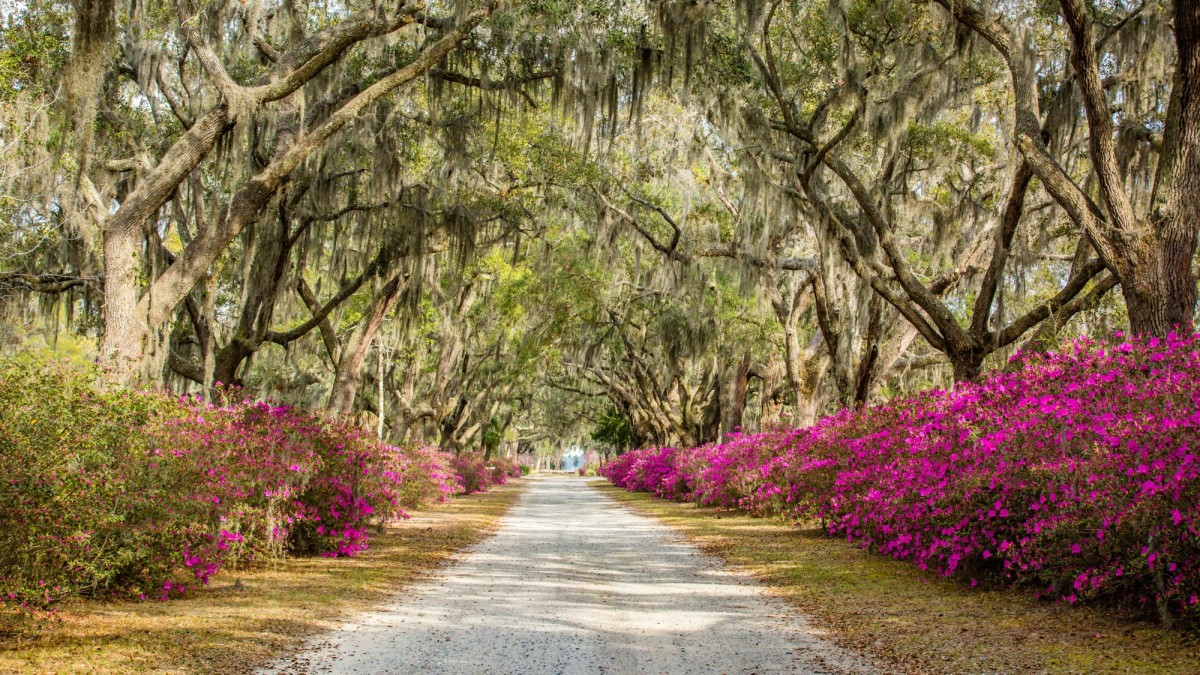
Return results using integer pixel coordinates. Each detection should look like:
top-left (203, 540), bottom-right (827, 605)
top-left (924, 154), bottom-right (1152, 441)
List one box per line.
top-left (601, 332), bottom-right (1200, 625)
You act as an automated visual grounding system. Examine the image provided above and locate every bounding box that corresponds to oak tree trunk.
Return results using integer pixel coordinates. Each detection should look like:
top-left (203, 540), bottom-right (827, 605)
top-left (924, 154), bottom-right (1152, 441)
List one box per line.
top-left (1120, 235), bottom-right (1197, 336)
top-left (328, 273), bottom-right (406, 415)
top-left (1126, 0), bottom-right (1200, 336)
top-left (99, 224), bottom-right (149, 382)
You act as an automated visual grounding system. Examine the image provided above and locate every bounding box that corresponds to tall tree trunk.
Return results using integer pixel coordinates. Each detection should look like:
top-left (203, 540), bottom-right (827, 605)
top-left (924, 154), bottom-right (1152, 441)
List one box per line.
top-left (757, 357), bottom-right (786, 430)
top-left (377, 347), bottom-right (387, 439)
top-left (98, 109), bottom-right (233, 382)
top-left (99, 223), bottom-right (149, 380)
top-left (1120, 239), bottom-right (1198, 335)
top-left (950, 354), bottom-right (984, 383)
top-left (852, 294), bottom-right (883, 403)
top-left (1086, 0), bottom-right (1200, 336)
top-left (1130, 0), bottom-right (1200, 335)
top-left (328, 272), bottom-right (406, 415)
top-left (721, 352), bottom-right (751, 438)
top-left (766, 276), bottom-right (817, 423)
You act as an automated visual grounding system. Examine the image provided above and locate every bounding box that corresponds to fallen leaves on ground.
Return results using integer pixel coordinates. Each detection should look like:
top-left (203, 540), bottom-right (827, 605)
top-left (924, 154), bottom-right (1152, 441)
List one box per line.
top-left (0, 482), bottom-right (526, 674)
top-left (601, 482), bottom-right (1200, 674)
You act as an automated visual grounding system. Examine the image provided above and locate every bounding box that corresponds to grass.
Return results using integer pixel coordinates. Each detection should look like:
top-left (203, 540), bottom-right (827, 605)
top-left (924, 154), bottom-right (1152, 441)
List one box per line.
top-left (598, 481), bottom-right (1200, 674)
top-left (0, 481), bottom-right (526, 674)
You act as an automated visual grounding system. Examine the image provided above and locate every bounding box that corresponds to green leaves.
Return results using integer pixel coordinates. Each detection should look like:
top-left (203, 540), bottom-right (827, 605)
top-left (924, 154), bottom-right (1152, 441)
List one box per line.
top-left (590, 406), bottom-right (635, 452)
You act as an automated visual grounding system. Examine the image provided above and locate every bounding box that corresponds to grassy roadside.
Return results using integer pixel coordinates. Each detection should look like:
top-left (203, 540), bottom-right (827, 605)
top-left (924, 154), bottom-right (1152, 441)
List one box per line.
top-left (0, 481), bottom-right (526, 674)
top-left (598, 481), bottom-right (1199, 674)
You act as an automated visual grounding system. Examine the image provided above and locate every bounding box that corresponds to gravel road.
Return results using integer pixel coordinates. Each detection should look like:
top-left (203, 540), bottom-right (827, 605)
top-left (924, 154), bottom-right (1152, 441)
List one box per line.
top-left (262, 475), bottom-right (874, 674)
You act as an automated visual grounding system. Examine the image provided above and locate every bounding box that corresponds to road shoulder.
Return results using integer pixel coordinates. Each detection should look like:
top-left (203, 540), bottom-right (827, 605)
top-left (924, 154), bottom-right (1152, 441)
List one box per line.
top-left (598, 481), bottom-right (1200, 674)
top-left (0, 482), bottom-right (527, 674)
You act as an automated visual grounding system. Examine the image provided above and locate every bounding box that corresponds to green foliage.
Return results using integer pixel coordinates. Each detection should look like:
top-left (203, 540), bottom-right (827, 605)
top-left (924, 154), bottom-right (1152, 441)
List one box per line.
top-left (0, 358), bottom-right (463, 611)
top-left (0, 0), bottom-right (71, 98)
top-left (0, 358), bottom-right (192, 606)
top-left (591, 407), bottom-right (635, 453)
top-left (481, 415), bottom-right (504, 452)
top-left (0, 0), bottom-right (1156, 484)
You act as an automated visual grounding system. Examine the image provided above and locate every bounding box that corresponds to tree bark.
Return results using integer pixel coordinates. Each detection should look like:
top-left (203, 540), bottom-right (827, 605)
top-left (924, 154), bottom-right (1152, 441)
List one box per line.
top-left (98, 3), bottom-right (502, 382)
top-left (937, 0), bottom-right (1200, 337)
top-left (328, 272), bottom-right (407, 415)
top-left (721, 352), bottom-right (752, 437)
top-left (99, 222), bottom-right (148, 377)
top-left (1133, 0), bottom-right (1200, 335)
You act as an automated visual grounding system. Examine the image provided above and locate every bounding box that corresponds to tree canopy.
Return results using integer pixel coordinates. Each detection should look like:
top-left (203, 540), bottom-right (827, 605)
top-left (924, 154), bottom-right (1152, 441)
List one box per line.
top-left (1, 0), bottom-right (1195, 453)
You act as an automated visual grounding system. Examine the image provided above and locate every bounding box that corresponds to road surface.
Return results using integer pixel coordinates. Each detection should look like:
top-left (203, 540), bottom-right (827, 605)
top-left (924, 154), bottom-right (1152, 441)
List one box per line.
top-left (262, 475), bottom-right (873, 674)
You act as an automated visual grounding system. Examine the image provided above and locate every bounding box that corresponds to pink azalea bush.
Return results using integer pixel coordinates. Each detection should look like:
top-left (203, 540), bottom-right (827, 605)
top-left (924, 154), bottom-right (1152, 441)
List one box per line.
top-left (397, 443), bottom-right (467, 507)
top-left (0, 359), bottom-right (461, 611)
top-left (603, 333), bottom-right (1200, 626)
top-left (490, 456), bottom-right (523, 483)
top-left (450, 454), bottom-right (522, 494)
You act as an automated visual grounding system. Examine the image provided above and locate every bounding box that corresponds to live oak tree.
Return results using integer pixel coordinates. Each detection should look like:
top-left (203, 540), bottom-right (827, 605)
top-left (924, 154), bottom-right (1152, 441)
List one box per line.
top-left (931, 0), bottom-right (1200, 337)
top-left (644, 0), bottom-right (1124, 381)
top-left (0, 0), bottom-right (1182, 450)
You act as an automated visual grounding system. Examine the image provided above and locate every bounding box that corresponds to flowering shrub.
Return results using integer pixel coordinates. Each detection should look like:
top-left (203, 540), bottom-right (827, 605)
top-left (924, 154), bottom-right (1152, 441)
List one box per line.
top-left (451, 454), bottom-right (521, 494)
top-left (287, 420), bottom-right (405, 558)
top-left (0, 359), bottom-right (186, 609)
top-left (490, 456), bottom-right (523, 484)
top-left (603, 333), bottom-right (1200, 626)
top-left (0, 359), bottom-right (463, 611)
top-left (451, 454), bottom-right (494, 494)
top-left (395, 443), bottom-right (464, 508)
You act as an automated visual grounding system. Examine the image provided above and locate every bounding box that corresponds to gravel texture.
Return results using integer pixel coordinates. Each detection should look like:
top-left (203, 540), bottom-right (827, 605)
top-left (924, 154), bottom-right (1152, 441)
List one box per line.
top-left (261, 475), bottom-right (875, 674)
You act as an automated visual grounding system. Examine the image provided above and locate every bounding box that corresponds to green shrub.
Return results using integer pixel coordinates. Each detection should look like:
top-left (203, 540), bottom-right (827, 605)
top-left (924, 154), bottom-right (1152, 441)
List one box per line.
top-left (0, 359), bottom-right (462, 611)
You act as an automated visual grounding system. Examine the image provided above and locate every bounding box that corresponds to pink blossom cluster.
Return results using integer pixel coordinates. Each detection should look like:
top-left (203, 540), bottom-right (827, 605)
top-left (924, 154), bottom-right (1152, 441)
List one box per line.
top-left (0, 360), bottom-right (463, 611)
top-left (602, 333), bottom-right (1200, 625)
top-left (451, 454), bottom-right (522, 494)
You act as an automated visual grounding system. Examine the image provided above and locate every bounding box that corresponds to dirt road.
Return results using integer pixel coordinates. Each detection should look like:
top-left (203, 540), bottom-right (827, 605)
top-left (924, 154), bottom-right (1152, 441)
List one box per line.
top-left (262, 476), bottom-right (873, 674)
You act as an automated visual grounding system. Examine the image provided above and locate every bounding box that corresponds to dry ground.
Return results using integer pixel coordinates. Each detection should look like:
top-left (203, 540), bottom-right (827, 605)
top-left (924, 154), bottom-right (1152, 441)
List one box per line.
top-left (599, 482), bottom-right (1200, 674)
top-left (263, 475), bottom-right (872, 674)
top-left (0, 482), bottom-right (525, 674)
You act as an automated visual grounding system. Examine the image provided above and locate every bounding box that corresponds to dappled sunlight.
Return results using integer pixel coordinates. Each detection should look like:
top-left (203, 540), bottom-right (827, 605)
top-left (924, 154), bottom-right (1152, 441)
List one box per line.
top-left (262, 476), bottom-right (871, 674)
top-left (0, 485), bottom-right (525, 674)
top-left (606, 485), bottom-right (1200, 674)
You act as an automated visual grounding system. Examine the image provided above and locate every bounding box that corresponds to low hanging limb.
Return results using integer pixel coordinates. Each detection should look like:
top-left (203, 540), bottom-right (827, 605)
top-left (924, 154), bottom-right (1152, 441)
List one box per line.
top-left (0, 273), bottom-right (99, 294)
top-left (428, 69), bottom-right (559, 109)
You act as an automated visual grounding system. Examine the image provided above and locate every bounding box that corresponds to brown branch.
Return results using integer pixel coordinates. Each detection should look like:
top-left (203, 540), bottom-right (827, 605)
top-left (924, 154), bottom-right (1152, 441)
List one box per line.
top-left (693, 244), bottom-right (818, 273)
top-left (1059, 0), bottom-right (1139, 237)
top-left (0, 273), bottom-right (99, 294)
top-left (593, 189), bottom-right (688, 263)
top-left (625, 192), bottom-right (683, 253)
top-left (970, 161), bottom-right (1033, 335)
top-left (822, 154), bottom-right (971, 349)
top-left (429, 69), bottom-right (558, 108)
top-left (992, 260), bottom-right (1114, 348)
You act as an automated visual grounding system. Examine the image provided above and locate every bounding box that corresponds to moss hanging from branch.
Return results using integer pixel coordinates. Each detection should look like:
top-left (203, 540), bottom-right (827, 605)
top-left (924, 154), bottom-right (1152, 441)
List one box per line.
top-left (61, 0), bottom-right (116, 176)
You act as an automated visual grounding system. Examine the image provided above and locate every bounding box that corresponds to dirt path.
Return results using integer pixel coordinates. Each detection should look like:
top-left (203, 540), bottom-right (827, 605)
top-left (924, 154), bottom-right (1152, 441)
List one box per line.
top-left (261, 476), bottom-right (874, 674)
